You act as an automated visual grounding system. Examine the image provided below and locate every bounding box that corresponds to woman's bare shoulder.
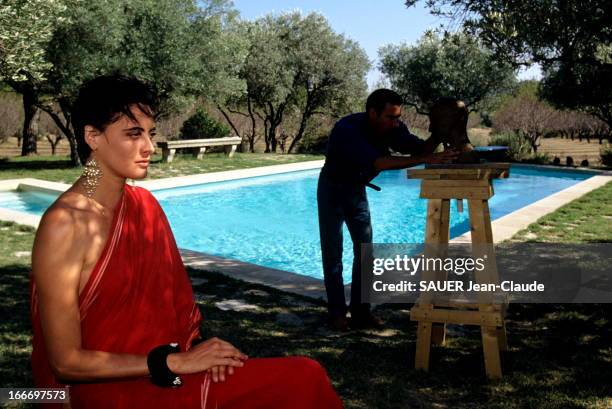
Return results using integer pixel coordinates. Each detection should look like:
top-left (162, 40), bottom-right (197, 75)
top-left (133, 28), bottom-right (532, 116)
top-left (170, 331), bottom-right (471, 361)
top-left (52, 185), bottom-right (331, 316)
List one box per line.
top-left (42, 190), bottom-right (90, 225)
top-left (35, 191), bottom-right (96, 252)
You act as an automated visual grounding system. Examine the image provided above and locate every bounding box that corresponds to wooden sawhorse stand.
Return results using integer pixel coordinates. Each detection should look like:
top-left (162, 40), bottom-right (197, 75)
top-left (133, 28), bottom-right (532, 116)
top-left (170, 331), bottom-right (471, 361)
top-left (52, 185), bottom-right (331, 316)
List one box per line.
top-left (407, 164), bottom-right (510, 379)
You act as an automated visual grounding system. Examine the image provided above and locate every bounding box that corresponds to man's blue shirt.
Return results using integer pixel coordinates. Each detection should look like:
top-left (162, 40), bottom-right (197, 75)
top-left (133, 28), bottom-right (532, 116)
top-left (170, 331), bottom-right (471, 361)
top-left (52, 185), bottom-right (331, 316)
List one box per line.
top-left (321, 112), bottom-right (425, 185)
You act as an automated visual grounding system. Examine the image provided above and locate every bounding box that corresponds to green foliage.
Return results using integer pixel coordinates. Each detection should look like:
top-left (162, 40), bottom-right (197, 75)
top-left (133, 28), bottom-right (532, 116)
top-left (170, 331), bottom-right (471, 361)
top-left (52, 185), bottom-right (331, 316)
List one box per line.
top-left (2, 0), bottom-right (243, 164)
top-left (407, 1), bottom-right (612, 127)
top-left (600, 143), bottom-right (612, 167)
top-left (179, 109), bottom-right (229, 139)
top-left (528, 152), bottom-right (551, 165)
top-left (296, 118), bottom-right (332, 154)
top-left (237, 12), bottom-right (369, 152)
top-left (540, 57), bottom-right (612, 128)
top-left (379, 31), bottom-right (515, 114)
top-left (45, 0), bottom-right (230, 115)
top-left (189, 0), bottom-right (248, 105)
top-left (489, 131), bottom-right (531, 161)
top-left (0, 0), bottom-right (70, 84)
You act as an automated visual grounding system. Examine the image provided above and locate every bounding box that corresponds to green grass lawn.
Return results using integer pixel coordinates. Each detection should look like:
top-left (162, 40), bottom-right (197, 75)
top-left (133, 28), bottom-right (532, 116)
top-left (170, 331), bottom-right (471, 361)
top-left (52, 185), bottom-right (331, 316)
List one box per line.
top-left (0, 152), bottom-right (323, 183)
top-left (510, 181), bottom-right (612, 243)
top-left (0, 182), bottom-right (610, 408)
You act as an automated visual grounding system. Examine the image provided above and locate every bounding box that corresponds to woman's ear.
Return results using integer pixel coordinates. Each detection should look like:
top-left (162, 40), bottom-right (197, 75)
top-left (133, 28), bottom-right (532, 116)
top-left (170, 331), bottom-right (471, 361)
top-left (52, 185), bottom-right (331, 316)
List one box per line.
top-left (84, 125), bottom-right (100, 152)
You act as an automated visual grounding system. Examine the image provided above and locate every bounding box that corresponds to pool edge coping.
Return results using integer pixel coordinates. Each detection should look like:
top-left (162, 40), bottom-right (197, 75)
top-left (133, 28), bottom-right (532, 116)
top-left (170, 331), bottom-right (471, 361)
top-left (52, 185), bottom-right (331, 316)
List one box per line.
top-left (1, 162), bottom-right (610, 301)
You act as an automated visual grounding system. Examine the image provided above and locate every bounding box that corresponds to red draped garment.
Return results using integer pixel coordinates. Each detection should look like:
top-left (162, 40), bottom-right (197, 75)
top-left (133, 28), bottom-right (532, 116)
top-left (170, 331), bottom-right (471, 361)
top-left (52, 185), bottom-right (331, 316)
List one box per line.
top-left (30, 185), bottom-right (343, 409)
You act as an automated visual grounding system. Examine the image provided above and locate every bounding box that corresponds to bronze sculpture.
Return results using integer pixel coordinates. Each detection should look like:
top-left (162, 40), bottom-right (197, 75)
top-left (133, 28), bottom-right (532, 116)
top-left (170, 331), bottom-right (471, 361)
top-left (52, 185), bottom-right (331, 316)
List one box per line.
top-left (429, 97), bottom-right (480, 163)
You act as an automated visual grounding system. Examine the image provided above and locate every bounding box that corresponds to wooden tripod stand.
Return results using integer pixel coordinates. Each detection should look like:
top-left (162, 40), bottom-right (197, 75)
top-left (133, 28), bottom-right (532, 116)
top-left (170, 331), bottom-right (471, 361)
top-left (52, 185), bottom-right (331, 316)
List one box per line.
top-left (407, 163), bottom-right (510, 379)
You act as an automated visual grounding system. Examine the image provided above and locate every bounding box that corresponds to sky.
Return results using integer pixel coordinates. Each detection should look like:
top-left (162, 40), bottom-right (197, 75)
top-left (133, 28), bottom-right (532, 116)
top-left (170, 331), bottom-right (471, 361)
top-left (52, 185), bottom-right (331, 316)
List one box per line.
top-left (231, 0), bottom-right (541, 89)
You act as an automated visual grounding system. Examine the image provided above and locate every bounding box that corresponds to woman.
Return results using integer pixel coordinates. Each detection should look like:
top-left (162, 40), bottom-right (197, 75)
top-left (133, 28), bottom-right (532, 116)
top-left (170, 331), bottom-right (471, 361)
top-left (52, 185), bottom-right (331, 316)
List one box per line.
top-left (30, 74), bottom-right (343, 409)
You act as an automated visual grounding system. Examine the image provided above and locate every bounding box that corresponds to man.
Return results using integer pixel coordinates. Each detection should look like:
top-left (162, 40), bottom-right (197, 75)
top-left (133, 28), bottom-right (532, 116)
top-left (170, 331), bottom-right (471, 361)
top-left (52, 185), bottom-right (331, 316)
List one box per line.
top-left (30, 74), bottom-right (343, 408)
top-left (317, 89), bottom-right (459, 331)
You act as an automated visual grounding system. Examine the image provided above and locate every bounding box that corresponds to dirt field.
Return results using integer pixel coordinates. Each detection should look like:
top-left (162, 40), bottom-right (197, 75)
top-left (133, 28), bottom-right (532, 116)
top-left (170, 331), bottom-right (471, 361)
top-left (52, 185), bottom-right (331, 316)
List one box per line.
top-left (538, 137), bottom-right (605, 165)
top-left (0, 136), bottom-right (70, 157)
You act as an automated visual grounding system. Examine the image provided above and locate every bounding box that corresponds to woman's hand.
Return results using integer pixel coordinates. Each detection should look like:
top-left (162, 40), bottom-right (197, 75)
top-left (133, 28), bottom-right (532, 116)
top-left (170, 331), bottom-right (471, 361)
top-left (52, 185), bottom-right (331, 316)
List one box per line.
top-left (167, 337), bottom-right (248, 382)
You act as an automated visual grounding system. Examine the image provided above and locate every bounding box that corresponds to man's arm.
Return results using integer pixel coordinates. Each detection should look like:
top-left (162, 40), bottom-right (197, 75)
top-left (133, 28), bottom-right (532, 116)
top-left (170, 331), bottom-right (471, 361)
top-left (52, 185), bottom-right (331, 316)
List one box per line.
top-left (389, 122), bottom-right (444, 155)
top-left (373, 148), bottom-right (460, 171)
top-left (376, 123), bottom-right (452, 171)
top-left (33, 207), bottom-right (245, 382)
top-left (421, 134), bottom-right (443, 155)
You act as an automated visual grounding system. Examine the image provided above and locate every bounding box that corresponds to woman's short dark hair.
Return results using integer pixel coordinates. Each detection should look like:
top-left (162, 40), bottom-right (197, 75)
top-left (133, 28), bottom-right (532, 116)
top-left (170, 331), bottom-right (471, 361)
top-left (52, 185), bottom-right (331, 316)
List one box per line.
top-left (365, 89), bottom-right (403, 115)
top-left (71, 74), bottom-right (158, 164)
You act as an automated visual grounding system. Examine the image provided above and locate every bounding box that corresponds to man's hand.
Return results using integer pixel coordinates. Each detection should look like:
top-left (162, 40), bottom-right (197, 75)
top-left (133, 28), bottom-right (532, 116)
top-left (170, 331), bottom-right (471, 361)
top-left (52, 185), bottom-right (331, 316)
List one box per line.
top-left (167, 337), bottom-right (248, 382)
top-left (423, 149), bottom-right (460, 164)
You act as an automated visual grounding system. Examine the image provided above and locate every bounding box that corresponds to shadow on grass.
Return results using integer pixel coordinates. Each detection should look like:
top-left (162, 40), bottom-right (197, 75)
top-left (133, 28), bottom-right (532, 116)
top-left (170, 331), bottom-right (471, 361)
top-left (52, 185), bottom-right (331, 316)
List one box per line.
top-left (0, 264), bottom-right (33, 393)
top-left (190, 268), bottom-right (612, 409)
top-left (0, 158), bottom-right (75, 171)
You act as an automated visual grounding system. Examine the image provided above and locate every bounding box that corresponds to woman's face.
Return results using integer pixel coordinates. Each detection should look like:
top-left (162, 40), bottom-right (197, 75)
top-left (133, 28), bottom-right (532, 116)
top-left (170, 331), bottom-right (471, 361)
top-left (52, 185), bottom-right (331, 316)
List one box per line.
top-left (85, 104), bottom-right (156, 180)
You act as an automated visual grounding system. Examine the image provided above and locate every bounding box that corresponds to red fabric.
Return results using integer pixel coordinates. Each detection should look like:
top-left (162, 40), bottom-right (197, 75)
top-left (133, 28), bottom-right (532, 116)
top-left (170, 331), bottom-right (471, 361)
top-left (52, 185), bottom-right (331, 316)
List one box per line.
top-left (207, 356), bottom-right (343, 409)
top-left (30, 185), bottom-right (343, 409)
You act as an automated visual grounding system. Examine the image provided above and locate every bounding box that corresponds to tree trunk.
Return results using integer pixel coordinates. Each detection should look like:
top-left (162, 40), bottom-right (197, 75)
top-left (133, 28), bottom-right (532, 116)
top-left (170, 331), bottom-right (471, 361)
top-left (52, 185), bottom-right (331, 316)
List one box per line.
top-left (268, 126), bottom-right (278, 153)
top-left (217, 105), bottom-right (242, 139)
top-left (263, 118), bottom-right (271, 153)
top-left (67, 135), bottom-right (79, 165)
top-left (530, 133), bottom-right (539, 153)
top-left (247, 97), bottom-right (258, 153)
top-left (288, 109), bottom-right (311, 154)
top-left (46, 134), bottom-right (63, 155)
top-left (217, 105), bottom-right (246, 152)
top-left (21, 90), bottom-right (38, 156)
top-left (264, 103), bottom-right (286, 154)
top-left (38, 105), bottom-right (81, 166)
top-left (288, 90), bottom-right (317, 154)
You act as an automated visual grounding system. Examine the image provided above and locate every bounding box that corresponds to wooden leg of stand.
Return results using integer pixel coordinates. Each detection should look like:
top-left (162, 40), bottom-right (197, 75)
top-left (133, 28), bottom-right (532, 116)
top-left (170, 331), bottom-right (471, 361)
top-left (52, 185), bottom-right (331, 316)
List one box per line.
top-left (497, 322), bottom-right (508, 351)
top-left (469, 199), bottom-right (503, 379)
top-left (481, 325), bottom-right (502, 379)
top-left (431, 324), bottom-right (446, 346)
top-left (425, 199), bottom-right (450, 347)
top-left (415, 321), bottom-right (433, 371)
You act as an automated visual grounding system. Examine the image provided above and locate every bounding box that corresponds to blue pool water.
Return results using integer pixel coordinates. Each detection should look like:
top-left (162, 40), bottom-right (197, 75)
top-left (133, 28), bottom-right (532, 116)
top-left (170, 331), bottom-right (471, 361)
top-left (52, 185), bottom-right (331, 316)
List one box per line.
top-left (0, 165), bottom-right (597, 280)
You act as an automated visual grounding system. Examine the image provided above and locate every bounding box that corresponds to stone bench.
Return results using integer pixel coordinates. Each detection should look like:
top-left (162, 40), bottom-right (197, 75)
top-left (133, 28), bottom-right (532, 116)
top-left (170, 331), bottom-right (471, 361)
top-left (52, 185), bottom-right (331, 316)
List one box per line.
top-left (157, 137), bottom-right (242, 163)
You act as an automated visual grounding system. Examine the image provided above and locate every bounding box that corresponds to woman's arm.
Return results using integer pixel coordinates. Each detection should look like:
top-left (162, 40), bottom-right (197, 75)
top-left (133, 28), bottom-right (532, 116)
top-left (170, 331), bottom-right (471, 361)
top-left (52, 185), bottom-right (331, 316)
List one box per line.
top-left (32, 207), bottom-right (245, 382)
top-left (33, 207), bottom-right (151, 381)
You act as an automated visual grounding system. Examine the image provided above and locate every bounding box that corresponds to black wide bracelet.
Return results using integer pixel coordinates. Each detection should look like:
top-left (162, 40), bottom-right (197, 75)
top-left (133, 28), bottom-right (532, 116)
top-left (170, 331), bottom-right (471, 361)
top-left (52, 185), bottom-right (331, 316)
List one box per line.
top-left (147, 343), bottom-right (183, 388)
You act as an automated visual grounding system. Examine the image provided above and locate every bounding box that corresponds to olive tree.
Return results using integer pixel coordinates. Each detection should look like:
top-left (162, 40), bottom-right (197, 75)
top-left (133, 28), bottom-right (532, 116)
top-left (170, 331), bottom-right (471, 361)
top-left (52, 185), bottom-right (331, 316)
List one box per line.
top-left (379, 30), bottom-right (515, 114)
top-left (233, 12), bottom-right (369, 153)
top-left (37, 0), bottom-right (242, 165)
top-left (406, 0), bottom-right (612, 128)
top-left (0, 0), bottom-right (71, 155)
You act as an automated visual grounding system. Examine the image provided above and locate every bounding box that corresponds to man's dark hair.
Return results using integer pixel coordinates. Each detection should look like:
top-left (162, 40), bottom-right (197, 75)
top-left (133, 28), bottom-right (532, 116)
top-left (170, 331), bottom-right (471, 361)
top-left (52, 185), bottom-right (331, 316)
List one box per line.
top-left (71, 74), bottom-right (158, 164)
top-left (365, 89), bottom-right (403, 115)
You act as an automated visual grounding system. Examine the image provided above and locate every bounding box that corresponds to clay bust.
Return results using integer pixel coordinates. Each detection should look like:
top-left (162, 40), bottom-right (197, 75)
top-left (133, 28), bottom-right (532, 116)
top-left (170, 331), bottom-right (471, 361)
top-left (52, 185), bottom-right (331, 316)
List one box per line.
top-left (429, 97), bottom-right (480, 163)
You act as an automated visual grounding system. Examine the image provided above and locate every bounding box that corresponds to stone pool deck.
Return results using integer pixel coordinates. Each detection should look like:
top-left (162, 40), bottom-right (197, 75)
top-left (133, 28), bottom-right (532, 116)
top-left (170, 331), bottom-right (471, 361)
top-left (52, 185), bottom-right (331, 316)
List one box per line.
top-left (1, 161), bottom-right (610, 300)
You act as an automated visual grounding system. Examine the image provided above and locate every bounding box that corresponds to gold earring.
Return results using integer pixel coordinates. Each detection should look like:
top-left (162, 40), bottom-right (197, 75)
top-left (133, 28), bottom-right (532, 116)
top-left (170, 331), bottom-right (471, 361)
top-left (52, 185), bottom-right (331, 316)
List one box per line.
top-left (82, 157), bottom-right (102, 198)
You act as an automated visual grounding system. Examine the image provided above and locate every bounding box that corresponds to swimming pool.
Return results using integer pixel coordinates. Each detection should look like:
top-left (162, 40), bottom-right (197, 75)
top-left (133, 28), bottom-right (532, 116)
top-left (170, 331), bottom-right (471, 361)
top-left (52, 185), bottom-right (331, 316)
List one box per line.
top-left (0, 165), bottom-right (597, 281)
